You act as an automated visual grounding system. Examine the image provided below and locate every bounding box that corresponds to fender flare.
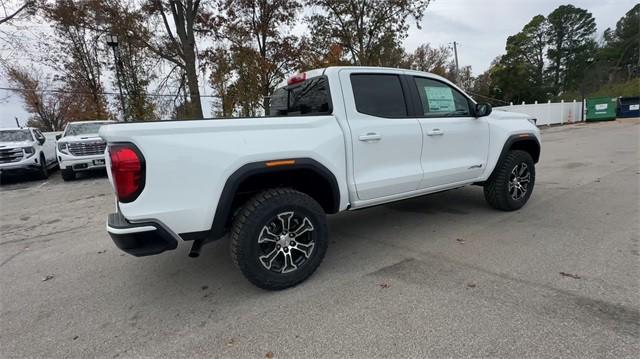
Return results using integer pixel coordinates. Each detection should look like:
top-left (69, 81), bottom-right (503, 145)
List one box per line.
top-left (201, 158), bottom-right (340, 240)
top-left (491, 134), bottom-right (541, 178)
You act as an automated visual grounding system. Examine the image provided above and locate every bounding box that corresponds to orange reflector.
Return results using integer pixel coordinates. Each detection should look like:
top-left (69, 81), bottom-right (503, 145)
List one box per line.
top-left (265, 159), bottom-right (296, 167)
top-left (519, 134), bottom-right (529, 138)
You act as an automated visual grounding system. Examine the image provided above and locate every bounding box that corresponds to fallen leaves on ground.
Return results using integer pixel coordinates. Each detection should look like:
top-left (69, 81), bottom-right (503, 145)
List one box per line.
top-left (559, 272), bottom-right (581, 279)
top-left (265, 351), bottom-right (274, 358)
top-left (379, 283), bottom-right (390, 289)
top-left (226, 338), bottom-right (235, 347)
top-left (467, 283), bottom-right (477, 288)
top-left (42, 275), bottom-right (54, 282)
top-left (456, 238), bottom-right (465, 244)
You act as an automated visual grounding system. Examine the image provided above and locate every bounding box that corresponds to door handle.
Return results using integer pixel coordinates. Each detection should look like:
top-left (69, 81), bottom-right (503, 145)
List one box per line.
top-left (427, 129), bottom-right (444, 136)
top-left (358, 132), bottom-right (382, 142)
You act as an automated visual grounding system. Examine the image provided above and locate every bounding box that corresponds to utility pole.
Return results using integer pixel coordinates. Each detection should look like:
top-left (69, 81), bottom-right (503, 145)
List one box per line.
top-left (106, 34), bottom-right (127, 122)
top-left (452, 41), bottom-right (460, 85)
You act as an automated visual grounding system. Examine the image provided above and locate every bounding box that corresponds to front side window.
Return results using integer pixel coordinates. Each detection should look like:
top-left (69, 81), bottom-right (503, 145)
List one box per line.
top-left (413, 77), bottom-right (472, 117)
top-left (269, 77), bottom-right (331, 116)
top-left (64, 122), bottom-right (111, 137)
top-left (351, 74), bottom-right (408, 118)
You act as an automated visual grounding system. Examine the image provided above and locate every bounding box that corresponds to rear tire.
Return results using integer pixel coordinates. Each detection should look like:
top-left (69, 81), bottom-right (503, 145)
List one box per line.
top-left (484, 150), bottom-right (535, 211)
top-left (230, 188), bottom-right (328, 290)
top-left (61, 168), bottom-right (75, 181)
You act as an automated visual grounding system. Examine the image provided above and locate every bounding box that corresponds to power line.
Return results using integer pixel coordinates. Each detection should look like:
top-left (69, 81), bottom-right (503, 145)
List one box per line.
top-left (466, 90), bottom-right (510, 105)
top-left (0, 86), bottom-right (221, 98)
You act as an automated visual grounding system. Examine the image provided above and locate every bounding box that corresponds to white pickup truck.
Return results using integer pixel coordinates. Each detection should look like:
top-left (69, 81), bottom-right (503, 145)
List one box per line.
top-left (100, 67), bottom-right (541, 290)
top-left (0, 127), bottom-right (57, 180)
top-left (56, 121), bottom-right (114, 181)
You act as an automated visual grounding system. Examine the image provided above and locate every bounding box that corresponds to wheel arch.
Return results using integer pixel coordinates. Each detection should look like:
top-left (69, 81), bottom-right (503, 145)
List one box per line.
top-left (487, 134), bottom-right (540, 180)
top-left (206, 158), bottom-right (340, 240)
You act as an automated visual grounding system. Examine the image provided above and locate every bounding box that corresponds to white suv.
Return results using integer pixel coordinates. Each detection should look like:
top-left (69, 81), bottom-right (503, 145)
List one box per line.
top-left (56, 121), bottom-right (114, 181)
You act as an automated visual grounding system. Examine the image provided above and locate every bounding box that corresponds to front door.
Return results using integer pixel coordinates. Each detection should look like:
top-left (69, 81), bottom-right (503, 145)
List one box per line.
top-left (411, 76), bottom-right (490, 189)
top-left (341, 70), bottom-right (423, 200)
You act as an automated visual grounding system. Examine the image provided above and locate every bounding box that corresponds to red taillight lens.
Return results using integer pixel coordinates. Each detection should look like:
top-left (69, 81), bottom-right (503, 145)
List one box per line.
top-left (109, 144), bottom-right (145, 203)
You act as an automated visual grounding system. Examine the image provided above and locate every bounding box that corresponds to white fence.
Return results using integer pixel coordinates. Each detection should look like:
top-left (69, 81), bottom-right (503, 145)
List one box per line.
top-left (494, 100), bottom-right (584, 126)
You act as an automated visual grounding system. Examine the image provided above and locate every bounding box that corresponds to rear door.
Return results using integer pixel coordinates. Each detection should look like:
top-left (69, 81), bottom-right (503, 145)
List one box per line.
top-left (409, 76), bottom-right (490, 188)
top-left (340, 70), bottom-right (423, 200)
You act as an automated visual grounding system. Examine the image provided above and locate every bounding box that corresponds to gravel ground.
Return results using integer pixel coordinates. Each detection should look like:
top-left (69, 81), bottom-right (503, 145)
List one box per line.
top-left (1, 119), bottom-right (638, 358)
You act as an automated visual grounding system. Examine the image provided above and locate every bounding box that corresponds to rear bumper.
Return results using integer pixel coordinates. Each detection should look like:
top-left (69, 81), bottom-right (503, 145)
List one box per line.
top-left (107, 212), bottom-right (178, 256)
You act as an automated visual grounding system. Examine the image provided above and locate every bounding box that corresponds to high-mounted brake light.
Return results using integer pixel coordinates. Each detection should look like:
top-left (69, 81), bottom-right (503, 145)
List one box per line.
top-left (287, 72), bottom-right (306, 85)
top-left (109, 144), bottom-right (145, 203)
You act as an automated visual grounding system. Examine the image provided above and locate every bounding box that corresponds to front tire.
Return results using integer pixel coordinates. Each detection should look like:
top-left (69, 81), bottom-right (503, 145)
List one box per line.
top-left (484, 150), bottom-right (535, 211)
top-left (230, 188), bottom-right (328, 290)
top-left (37, 154), bottom-right (49, 180)
top-left (61, 168), bottom-right (76, 181)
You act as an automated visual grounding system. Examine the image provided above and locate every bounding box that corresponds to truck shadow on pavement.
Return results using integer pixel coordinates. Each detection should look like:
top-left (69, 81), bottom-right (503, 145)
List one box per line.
top-left (122, 186), bottom-right (495, 298)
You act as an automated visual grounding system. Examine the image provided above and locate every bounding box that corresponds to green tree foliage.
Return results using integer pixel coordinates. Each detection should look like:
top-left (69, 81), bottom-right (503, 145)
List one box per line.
top-left (306, 0), bottom-right (431, 66)
top-left (546, 4), bottom-right (597, 94)
top-left (601, 4), bottom-right (639, 82)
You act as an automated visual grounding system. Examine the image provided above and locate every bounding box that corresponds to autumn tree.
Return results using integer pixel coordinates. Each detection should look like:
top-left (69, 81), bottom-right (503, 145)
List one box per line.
top-left (546, 5), bottom-right (597, 94)
top-left (0, 0), bottom-right (34, 25)
top-left (405, 44), bottom-right (454, 78)
top-left (307, 0), bottom-right (431, 66)
top-left (4, 65), bottom-right (72, 131)
top-left (143, 0), bottom-right (211, 119)
top-left (42, 0), bottom-right (109, 120)
top-left (222, 0), bottom-right (303, 114)
top-left (94, 0), bottom-right (157, 121)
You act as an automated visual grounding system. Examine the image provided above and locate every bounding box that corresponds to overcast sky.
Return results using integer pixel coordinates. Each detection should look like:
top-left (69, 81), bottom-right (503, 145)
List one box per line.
top-left (1, 0), bottom-right (636, 128)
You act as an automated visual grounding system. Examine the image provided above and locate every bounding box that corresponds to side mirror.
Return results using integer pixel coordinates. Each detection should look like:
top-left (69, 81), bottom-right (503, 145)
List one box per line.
top-left (56, 134), bottom-right (62, 140)
top-left (475, 103), bottom-right (492, 117)
top-left (38, 137), bottom-right (46, 145)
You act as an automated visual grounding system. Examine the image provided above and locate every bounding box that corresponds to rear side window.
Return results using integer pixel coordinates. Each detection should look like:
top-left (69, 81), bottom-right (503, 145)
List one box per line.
top-left (351, 74), bottom-right (407, 118)
top-left (413, 77), bottom-right (472, 117)
top-left (269, 77), bottom-right (331, 116)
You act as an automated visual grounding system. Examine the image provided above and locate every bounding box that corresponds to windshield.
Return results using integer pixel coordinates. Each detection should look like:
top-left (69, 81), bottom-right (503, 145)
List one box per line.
top-left (64, 122), bottom-right (110, 137)
top-left (0, 129), bottom-right (33, 142)
top-left (269, 77), bottom-right (331, 116)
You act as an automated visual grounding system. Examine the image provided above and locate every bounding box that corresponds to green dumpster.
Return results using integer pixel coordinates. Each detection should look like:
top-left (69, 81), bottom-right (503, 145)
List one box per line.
top-left (586, 97), bottom-right (617, 121)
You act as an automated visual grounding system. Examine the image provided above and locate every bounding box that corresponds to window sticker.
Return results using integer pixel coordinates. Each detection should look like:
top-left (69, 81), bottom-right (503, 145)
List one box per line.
top-left (425, 86), bottom-right (455, 112)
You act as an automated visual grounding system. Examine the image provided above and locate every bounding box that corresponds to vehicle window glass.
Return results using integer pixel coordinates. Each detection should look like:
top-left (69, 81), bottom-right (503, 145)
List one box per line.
top-left (0, 130), bottom-right (33, 142)
top-left (413, 77), bottom-right (471, 117)
top-left (64, 122), bottom-right (110, 136)
top-left (269, 77), bottom-right (331, 116)
top-left (350, 74), bottom-right (407, 118)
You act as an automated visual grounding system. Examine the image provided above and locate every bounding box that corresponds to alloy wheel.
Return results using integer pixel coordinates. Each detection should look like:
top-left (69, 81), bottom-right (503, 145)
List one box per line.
top-left (257, 211), bottom-right (315, 274)
top-left (508, 162), bottom-right (530, 200)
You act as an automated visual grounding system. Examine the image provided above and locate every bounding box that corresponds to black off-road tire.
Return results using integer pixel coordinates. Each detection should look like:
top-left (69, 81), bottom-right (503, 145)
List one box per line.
top-left (230, 188), bottom-right (328, 290)
top-left (484, 150), bottom-right (535, 211)
top-left (61, 168), bottom-right (76, 181)
top-left (37, 154), bottom-right (49, 180)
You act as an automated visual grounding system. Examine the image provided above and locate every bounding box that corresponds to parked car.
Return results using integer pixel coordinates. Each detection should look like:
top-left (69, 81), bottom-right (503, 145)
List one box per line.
top-left (100, 67), bottom-right (541, 290)
top-left (56, 121), bottom-right (114, 181)
top-left (0, 127), bottom-right (57, 180)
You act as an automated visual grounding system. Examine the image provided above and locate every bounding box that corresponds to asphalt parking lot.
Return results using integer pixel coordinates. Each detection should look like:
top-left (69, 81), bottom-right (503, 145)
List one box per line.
top-left (1, 119), bottom-right (638, 358)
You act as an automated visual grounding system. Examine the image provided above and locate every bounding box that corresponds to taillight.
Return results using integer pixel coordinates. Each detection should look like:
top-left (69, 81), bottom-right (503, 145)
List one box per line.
top-left (109, 144), bottom-right (145, 203)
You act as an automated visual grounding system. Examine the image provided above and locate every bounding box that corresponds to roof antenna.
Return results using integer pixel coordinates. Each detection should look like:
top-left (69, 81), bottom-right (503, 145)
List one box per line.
top-left (15, 117), bottom-right (20, 128)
